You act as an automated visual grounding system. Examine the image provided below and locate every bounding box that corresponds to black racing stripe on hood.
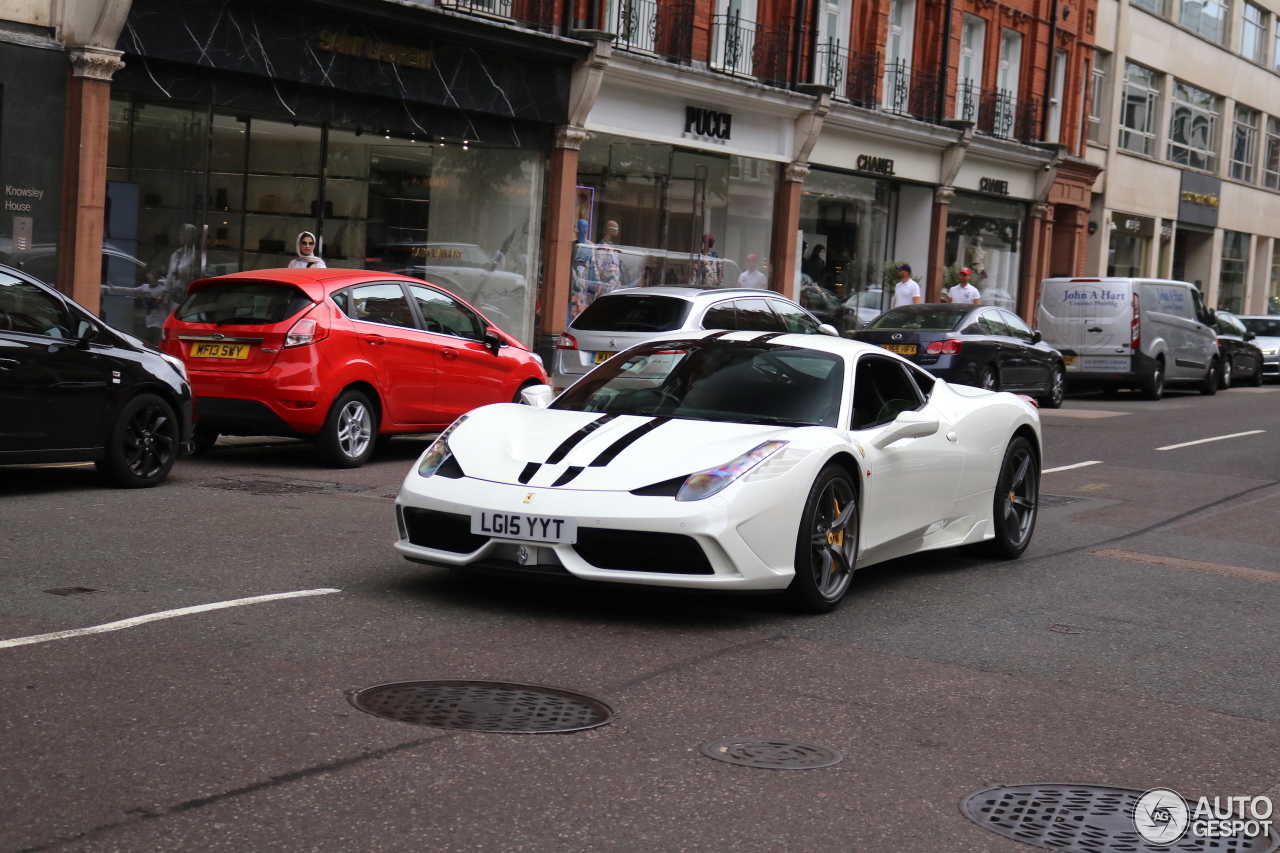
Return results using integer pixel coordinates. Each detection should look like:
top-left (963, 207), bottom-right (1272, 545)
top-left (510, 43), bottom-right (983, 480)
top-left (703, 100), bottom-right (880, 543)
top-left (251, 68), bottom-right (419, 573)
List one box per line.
top-left (546, 413), bottom-right (618, 465)
top-left (552, 466), bottom-right (583, 487)
top-left (589, 417), bottom-right (672, 467)
top-left (518, 462), bottom-right (540, 484)
top-left (703, 330), bottom-right (730, 340)
top-left (752, 332), bottom-right (785, 343)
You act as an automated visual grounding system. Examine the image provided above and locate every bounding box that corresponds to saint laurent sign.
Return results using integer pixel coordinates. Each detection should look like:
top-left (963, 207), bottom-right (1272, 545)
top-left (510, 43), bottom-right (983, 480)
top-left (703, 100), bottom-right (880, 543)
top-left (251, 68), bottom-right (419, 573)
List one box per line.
top-left (684, 107), bottom-right (733, 140)
top-left (856, 155), bottom-right (896, 176)
top-left (318, 31), bottom-right (433, 70)
top-left (1180, 191), bottom-right (1220, 208)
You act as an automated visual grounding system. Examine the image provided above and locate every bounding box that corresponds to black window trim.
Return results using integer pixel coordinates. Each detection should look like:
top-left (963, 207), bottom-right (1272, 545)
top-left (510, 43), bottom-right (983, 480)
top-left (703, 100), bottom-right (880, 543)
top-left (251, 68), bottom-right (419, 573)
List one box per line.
top-left (0, 268), bottom-right (80, 343)
top-left (404, 280), bottom-right (492, 344)
top-left (765, 297), bottom-right (822, 333)
top-left (697, 298), bottom-right (740, 331)
top-left (849, 352), bottom-right (929, 431)
top-left (340, 280), bottom-right (420, 332)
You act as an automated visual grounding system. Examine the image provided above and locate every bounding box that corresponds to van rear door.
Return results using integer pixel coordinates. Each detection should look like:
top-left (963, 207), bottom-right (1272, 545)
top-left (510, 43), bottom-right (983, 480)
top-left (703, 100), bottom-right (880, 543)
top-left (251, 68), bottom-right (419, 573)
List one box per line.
top-left (1038, 278), bottom-right (1133, 362)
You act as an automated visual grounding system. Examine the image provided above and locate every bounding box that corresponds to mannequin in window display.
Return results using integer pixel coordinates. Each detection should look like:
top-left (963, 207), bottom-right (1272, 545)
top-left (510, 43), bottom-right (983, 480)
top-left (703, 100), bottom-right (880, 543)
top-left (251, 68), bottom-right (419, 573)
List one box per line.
top-left (694, 233), bottom-right (724, 288)
top-left (166, 224), bottom-right (203, 304)
top-left (593, 220), bottom-right (622, 296)
top-left (569, 218), bottom-right (596, 321)
top-left (289, 231), bottom-right (327, 268)
top-left (100, 266), bottom-right (171, 344)
top-left (966, 236), bottom-right (989, 282)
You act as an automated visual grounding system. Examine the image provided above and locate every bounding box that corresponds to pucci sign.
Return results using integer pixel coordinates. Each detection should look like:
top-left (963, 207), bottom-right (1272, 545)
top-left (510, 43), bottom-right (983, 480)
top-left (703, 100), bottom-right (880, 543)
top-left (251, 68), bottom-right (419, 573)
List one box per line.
top-left (684, 107), bottom-right (733, 140)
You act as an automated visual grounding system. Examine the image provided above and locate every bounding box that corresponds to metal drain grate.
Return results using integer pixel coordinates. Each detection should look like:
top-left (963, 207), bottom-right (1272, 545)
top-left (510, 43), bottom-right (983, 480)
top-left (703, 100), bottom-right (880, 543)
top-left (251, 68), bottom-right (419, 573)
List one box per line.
top-left (699, 738), bottom-right (843, 769)
top-left (961, 784), bottom-right (1280, 852)
top-left (347, 680), bottom-right (615, 733)
top-left (1040, 494), bottom-right (1086, 508)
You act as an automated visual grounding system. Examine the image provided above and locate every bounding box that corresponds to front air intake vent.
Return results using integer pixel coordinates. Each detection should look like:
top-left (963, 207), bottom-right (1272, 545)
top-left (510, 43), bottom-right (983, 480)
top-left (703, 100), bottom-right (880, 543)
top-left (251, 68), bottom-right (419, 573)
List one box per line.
top-left (573, 529), bottom-right (713, 574)
top-left (402, 507), bottom-right (488, 553)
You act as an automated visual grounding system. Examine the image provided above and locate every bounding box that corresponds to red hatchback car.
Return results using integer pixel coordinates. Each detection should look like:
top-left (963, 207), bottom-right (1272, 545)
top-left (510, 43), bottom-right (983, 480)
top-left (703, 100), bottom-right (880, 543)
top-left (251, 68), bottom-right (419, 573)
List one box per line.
top-left (161, 269), bottom-right (546, 467)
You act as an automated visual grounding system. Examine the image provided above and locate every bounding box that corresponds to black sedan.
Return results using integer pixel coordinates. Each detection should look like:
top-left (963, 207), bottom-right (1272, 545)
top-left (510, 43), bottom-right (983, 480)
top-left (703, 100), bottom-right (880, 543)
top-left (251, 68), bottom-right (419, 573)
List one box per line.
top-left (1213, 311), bottom-right (1265, 388)
top-left (0, 264), bottom-right (193, 486)
top-left (853, 303), bottom-right (1066, 408)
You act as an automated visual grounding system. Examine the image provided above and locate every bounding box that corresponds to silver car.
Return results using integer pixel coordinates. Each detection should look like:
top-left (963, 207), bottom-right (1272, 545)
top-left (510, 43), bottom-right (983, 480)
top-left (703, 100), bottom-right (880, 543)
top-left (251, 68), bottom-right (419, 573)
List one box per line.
top-left (551, 286), bottom-right (836, 393)
top-left (1236, 315), bottom-right (1280, 381)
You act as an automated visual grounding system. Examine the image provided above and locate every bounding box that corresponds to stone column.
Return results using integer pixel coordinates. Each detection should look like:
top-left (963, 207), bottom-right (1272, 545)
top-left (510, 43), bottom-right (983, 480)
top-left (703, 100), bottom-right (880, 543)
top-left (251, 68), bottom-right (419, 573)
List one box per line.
top-left (927, 187), bottom-right (954, 302)
top-left (539, 126), bottom-right (588, 341)
top-left (1021, 202), bottom-right (1054, 321)
top-left (57, 46), bottom-right (124, 314)
top-left (769, 162), bottom-right (808, 300)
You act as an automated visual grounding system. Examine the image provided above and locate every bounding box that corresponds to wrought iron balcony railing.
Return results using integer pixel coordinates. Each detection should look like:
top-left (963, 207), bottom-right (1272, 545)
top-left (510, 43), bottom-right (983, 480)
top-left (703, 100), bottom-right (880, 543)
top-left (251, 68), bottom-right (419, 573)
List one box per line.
top-left (814, 41), bottom-right (880, 109)
top-left (709, 12), bottom-right (790, 87)
top-left (610, 0), bottom-right (695, 62)
top-left (881, 58), bottom-right (939, 122)
top-left (436, 0), bottom-right (556, 29)
top-left (957, 82), bottom-right (1042, 142)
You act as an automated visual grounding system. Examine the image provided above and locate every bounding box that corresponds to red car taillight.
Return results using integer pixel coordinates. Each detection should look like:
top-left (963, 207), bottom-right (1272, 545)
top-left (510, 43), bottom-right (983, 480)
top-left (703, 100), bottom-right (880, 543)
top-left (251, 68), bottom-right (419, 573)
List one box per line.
top-left (1131, 293), bottom-right (1141, 350)
top-left (557, 332), bottom-right (578, 350)
top-left (285, 305), bottom-right (330, 348)
top-left (925, 340), bottom-right (962, 355)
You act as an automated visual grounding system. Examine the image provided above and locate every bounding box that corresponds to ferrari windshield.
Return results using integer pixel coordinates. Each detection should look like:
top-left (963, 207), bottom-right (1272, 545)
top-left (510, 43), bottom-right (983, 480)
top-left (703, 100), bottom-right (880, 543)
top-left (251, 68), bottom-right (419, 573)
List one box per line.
top-left (551, 339), bottom-right (845, 427)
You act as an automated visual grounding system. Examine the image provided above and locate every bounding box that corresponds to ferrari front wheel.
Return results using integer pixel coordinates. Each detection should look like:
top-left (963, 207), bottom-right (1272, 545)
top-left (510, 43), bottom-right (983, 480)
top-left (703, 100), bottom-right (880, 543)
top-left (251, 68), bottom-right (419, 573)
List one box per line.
top-left (785, 464), bottom-right (859, 613)
top-left (977, 436), bottom-right (1039, 559)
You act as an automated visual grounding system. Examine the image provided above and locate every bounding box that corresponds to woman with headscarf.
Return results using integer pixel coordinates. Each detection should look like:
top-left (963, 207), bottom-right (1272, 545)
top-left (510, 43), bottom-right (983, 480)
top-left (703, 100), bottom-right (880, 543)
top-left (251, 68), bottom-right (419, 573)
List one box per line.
top-left (288, 231), bottom-right (326, 268)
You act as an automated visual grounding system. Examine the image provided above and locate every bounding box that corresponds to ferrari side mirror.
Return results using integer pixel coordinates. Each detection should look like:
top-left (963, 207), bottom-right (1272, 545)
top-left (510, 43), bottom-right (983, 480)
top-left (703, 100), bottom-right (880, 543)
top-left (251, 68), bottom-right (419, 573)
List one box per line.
top-left (519, 384), bottom-right (554, 408)
top-left (817, 323), bottom-right (839, 337)
top-left (871, 411), bottom-right (940, 449)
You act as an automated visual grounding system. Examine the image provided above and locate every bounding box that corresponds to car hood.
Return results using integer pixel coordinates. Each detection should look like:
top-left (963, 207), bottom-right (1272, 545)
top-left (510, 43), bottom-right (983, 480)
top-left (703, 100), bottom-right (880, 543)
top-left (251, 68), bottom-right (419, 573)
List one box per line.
top-left (447, 404), bottom-right (798, 491)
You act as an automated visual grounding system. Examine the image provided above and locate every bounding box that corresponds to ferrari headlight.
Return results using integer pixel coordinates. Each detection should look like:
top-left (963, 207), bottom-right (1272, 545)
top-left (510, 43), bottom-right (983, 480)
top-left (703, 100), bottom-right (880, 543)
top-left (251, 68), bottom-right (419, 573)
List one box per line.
top-left (417, 415), bottom-right (468, 477)
top-left (675, 440), bottom-right (787, 502)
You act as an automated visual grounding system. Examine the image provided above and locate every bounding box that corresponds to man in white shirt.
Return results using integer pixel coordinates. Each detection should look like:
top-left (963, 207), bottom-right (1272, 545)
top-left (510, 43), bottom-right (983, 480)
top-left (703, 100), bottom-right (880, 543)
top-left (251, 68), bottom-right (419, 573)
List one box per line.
top-left (945, 267), bottom-right (982, 305)
top-left (737, 254), bottom-right (768, 289)
top-left (892, 264), bottom-right (922, 307)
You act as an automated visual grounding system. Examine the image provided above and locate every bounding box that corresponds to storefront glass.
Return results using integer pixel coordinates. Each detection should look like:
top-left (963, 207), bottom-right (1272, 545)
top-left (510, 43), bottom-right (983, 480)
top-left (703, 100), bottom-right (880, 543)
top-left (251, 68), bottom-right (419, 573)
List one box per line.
top-left (1269, 240), bottom-right (1280, 314)
top-left (1217, 230), bottom-right (1249, 313)
top-left (1107, 213), bottom-right (1152, 277)
top-left (944, 193), bottom-right (1025, 310)
top-left (104, 93), bottom-right (544, 344)
top-left (571, 132), bottom-right (776, 318)
top-left (799, 168), bottom-right (896, 333)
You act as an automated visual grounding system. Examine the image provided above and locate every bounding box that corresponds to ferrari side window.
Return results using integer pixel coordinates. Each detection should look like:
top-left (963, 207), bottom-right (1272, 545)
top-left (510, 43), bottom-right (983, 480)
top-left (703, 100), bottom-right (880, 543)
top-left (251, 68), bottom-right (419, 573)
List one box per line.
top-left (850, 356), bottom-right (925, 430)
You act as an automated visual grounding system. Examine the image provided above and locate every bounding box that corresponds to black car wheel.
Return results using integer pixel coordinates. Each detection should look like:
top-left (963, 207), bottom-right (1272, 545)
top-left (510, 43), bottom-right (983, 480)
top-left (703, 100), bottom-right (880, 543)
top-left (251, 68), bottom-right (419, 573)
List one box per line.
top-left (1039, 365), bottom-right (1065, 409)
top-left (1141, 358), bottom-right (1164, 401)
top-left (96, 393), bottom-right (179, 488)
top-left (316, 389), bottom-right (377, 468)
top-left (974, 436), bottom-right (1039, 559)
top-left (980, 367), bottom-right (999, 392)
top-left (1218, 357), bottom-right (1233, 390)
top-left (1199, 359), bottom-right (1219, 396)
top-left (785, 464), bottom-right (859, 613)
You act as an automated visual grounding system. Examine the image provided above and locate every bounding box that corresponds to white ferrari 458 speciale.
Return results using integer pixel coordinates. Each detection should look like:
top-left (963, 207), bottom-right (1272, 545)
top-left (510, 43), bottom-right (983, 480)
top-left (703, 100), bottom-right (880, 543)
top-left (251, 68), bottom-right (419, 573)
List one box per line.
top-left (394, 331), bottom-right (1042, 611)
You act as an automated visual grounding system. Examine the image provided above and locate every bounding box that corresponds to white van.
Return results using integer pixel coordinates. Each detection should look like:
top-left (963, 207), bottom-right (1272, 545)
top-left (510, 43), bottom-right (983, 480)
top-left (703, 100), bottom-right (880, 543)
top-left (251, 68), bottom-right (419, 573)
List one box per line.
top-left (1037, 278), bottom-right (1219, 400)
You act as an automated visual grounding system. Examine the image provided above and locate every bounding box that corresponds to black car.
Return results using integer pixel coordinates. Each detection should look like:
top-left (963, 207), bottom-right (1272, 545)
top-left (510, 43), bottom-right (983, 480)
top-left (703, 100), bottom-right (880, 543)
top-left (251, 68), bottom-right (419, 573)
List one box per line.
top-left (853, 303), bottom-right (1067, 408)
top-left (1213, 311), bottom-right (1266, 388)
top-left (0, 264), bottom-right (193, 486)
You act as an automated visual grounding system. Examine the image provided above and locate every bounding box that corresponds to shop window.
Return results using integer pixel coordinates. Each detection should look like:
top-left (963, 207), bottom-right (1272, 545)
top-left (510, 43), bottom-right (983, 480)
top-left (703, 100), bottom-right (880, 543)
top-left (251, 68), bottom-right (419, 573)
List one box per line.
top-left (1167, 80), bottom-right (1220, 171)
top-left (1269, 241), bottom-right (1280, 314)
top-left (1274, 15), bottom-right (1280, 70)
top-left (1264, 117), bottom-right (1280, 189)
top-left (1108, 216), bottom-right (1150, 276)
top-left (799, 168), bottom-right (895, 334)
top-left (1218, 231), bottom-right (1249, 313)
top-left (574, 133), bottom-right (775, 317)
top-left (1118, 62), bottom-right (1160, 156)
top-left (1230, 106), bottom-right (1259, 182)
top-left (944, 194), bottom-right (1024, 311)
top-left (1087, 51), bottom-right (1109, 145)
top-left (1241, 2), bottom-right (1267, 61)
top-left (1180, 0), bottom-right (1229, 43)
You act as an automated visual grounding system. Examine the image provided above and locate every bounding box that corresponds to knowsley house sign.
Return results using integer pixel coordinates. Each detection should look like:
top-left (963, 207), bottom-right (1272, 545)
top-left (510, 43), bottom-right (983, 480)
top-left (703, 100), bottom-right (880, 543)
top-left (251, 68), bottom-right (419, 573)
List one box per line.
top-left (4, 185), bottom-right (43, 212)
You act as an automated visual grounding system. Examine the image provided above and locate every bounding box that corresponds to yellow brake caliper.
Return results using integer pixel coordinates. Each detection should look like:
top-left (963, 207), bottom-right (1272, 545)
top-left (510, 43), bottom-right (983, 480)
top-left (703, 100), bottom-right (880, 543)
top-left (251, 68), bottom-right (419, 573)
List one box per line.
top-left (827, 497), bottom-right (844, 547)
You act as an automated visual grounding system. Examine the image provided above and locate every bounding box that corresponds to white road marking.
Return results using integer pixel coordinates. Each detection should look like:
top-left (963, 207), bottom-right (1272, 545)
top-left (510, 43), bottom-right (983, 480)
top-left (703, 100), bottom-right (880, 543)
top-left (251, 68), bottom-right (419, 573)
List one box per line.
top-left (1038, 409), bottom-right (1131, 419)
top-left (1155, 430), bottom-right (1265, 451)
top-left (1043, 461), bottom-right (1104, 473)
top-left (0, 588), bottom-right (341, 650)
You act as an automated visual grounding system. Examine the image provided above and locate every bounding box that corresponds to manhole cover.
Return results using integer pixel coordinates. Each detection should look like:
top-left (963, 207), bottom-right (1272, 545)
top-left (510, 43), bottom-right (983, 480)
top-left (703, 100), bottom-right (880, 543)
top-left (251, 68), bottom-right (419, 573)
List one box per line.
top-left (699, 738), bottom-right (842, 769)
top-left (1040, 494), bottom-right (1086, 508)
top-left (961, 784), bottom-right (1280, 852)
top-left (201, 477), bottom-right (349, 496)
top-left (348, 680), bottom-right (615, 733)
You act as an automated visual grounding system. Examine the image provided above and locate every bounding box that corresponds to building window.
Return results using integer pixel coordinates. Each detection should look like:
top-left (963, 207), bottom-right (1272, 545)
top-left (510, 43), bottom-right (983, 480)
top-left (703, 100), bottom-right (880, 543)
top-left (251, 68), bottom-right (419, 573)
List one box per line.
top-left (1108, 214), bottom-right (1153, 276)
top-left (1230, 106), bottom-right (1259, 181)
top-left (1088, 51), bottom-right (1110, 144)
top-left (1119, 62), bottom-right (1160, 156)
top-left (1168, 80), bottom-right (1219, 171)
top-left (1269, 240), bottom-right (1280, 313)
top-left (1265, 117), bottom-right (1280, 189)
top-left (955, 14), bottom-right (986, 122)
top-left (1180, 0), bottom-right (1229, 43)
top-left (1274, 16), bottom-right (1280, 71)
top-left (1132, 0), bottom-right (1164, 14)
top-left (1218, 231), bottom-right (1249, 313)
top-left (1241, 2), bottom-right (1267, 61)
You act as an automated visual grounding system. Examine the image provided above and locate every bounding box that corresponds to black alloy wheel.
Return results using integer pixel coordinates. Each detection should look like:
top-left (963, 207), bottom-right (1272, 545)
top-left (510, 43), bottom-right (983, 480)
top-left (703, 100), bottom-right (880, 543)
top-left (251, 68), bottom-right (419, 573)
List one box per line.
top-left (1141, 358), bottom-right (1164, 401)
top-left (1199, 359), bottom-right (1219, 396)
top-left (786, 464), bottom-right (859, 613)
top-left (1218, 356), bottom-right (1233, 390)
top-left (1039, 365), bottom-right (1065, 409)
top-left (316, 388), bottom-right (378, 468)
top-left (979, 367), bottom-right (999, 392)
top-left (974, 436), bottom-right (1039, 559)
top-left (97, 393), bottom-right (179, 488)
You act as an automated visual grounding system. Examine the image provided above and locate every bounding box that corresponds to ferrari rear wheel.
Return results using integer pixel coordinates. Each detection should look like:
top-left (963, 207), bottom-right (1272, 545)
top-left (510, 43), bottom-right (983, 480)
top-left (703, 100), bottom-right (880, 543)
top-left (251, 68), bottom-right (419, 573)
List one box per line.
top-left (785, 464), bottom-right (859, 613)
top-left (976, 436), bottom-right (1039, 559)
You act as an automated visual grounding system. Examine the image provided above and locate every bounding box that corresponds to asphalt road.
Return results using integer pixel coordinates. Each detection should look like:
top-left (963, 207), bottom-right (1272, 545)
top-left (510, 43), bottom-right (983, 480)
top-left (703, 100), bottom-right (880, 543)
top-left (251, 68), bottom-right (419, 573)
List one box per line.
top-left (2, 382), bottom-right (1279, 852)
